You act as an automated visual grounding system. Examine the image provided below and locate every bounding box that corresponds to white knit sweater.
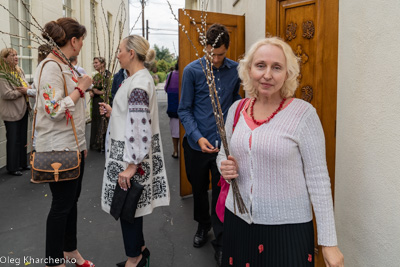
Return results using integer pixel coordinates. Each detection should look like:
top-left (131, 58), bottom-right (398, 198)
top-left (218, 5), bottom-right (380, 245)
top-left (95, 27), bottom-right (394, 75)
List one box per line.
top-left (217, 98), bottom-right (337, 246)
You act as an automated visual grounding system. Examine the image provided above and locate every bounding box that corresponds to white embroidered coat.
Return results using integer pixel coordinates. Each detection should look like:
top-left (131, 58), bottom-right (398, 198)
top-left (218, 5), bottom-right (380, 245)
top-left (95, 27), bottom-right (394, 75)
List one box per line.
top-left (101, 69), bottom-right (170, 217)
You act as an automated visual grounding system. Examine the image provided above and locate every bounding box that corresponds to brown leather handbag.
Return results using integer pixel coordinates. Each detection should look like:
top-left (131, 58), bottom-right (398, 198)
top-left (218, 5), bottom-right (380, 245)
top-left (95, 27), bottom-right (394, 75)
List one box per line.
top-left (30, 60), bottom-right (81, 183)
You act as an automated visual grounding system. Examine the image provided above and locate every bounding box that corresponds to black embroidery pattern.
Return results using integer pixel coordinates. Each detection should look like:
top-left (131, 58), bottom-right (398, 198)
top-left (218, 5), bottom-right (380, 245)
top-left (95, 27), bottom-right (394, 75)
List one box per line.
top-left (137, 184), bottom-right (151, 208)
top-left (129, 107), bottom-right (150, 113)
top-left (128, 89), bottom-right (149, 106)
top-left (132, 162), bottom-right (151, 183)
top-left (110, 139), bottom-right (125, 161)
top-left (103, 183), bottom-right (115, 207)
top-left (106, 161), bottom-right (124, 183)
top-left (152, 154), bottom-right (163, 175)
top-left (152, 176), bottom-right (168, 200)
top-left (151, 134), bottom-right (161, 153)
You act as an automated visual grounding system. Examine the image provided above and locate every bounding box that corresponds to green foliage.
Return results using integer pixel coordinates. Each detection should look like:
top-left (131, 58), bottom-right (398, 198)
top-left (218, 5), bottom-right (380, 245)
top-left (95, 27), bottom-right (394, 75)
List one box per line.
top-left (156, 71), bottom-right (167, 83)
top-left (150, 71), bottom-right (159, 85)
top-left (156, 60), bottom-right (169, 73)
top-left (154, 44), bottom-right (173, 63)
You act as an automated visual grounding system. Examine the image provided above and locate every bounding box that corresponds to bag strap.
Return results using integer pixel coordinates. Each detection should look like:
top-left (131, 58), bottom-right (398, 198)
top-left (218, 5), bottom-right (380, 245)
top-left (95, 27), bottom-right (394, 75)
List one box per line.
top-left (164, 71), bottom-right (173, 92)
top-left (30, 59), bottom-right (80, 154)
top-left (232, 98), bottom-right (249, 133)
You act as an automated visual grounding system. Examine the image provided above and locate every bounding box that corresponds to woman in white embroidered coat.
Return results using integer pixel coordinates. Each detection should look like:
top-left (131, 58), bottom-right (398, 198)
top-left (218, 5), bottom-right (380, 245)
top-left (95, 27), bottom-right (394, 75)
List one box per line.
top-left (216, 37), bottom-right (344, 267)
top-left (100, 35), bottom-right (170, 267)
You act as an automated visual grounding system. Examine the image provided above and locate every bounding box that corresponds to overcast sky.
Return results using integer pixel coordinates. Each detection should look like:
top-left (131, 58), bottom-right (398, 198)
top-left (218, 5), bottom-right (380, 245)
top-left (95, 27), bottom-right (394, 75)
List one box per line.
top-left (129, 0), bottom-right (185, 57)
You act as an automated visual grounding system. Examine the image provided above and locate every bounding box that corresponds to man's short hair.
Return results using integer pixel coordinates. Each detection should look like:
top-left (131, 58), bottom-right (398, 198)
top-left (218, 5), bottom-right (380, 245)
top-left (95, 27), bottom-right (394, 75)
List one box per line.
top-left (206, 24), bottom-right (230, 49)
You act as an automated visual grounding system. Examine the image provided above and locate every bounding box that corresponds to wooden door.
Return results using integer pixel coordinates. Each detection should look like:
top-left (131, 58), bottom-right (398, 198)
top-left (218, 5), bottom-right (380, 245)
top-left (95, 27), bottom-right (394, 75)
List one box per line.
top-left (178, 9), bottom-right (245, 196)
top-left (266, 0), bottom-right (338, 266)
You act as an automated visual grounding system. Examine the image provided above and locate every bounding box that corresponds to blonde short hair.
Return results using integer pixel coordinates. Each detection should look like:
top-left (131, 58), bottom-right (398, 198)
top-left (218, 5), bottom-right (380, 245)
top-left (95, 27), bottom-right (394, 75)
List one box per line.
top-left (123, 35), bottom-right (155, 63)
top-left (238, 37), bottom-right (300, 98)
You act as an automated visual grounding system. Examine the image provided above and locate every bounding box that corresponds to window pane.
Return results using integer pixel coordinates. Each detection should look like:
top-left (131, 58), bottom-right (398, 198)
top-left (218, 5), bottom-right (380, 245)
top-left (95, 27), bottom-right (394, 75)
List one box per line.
top-left (11, 37), bottom-right (19, 51)
top-left (9, 0), bottom-right (19, 35)
top-left (21, 59), bottom-right (32, 76)
top-left (22, 39), bottom-right (31, 57)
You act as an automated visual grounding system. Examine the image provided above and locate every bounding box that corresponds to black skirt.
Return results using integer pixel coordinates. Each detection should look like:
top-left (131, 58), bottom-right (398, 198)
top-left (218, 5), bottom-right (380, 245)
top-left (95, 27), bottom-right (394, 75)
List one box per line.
top-left (222, 208), bottom-right (314, 267)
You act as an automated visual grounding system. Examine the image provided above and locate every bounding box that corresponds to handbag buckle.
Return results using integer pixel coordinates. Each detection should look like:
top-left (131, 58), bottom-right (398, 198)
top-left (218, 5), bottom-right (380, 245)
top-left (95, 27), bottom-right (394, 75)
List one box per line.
top-left (51, 162), bottom-right (62, 182)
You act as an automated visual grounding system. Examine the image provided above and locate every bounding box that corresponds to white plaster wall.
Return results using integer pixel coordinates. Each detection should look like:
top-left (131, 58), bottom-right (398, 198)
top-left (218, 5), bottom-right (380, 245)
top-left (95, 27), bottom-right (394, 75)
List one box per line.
top-left (205, 0), bottom-right (265, 52)
top-left (335, 1), bottom-right (400, 265)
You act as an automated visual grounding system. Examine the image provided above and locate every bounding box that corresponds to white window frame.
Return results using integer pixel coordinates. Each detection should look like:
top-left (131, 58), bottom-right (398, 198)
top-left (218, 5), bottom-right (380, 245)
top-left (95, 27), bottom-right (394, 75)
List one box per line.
top-left (63, 0), bottom-right (73, 18)
top-left (9, 0), bottom-right (33, 81)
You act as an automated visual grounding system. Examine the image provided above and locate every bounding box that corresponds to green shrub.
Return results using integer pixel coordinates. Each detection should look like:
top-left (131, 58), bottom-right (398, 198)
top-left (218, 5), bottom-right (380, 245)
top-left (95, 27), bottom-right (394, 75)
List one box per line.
top-left (156, 59), bottom-right (169, 73)
top-left (156, 72), bottom-right (167, 83)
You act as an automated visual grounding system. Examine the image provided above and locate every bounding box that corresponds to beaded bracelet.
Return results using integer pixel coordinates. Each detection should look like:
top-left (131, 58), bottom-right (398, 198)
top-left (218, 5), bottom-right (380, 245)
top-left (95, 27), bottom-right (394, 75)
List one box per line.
top-left (74, 87), bottom-right (84, 98)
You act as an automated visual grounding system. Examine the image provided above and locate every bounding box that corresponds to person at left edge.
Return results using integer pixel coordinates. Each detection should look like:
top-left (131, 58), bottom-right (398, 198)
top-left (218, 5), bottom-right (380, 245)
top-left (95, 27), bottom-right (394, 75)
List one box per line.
top-left (178, 23), bottom-right (241, 267)
top-left (99, 35), bottom-right (170, 267)
top-left (0, 48), bottom-right (31, 176)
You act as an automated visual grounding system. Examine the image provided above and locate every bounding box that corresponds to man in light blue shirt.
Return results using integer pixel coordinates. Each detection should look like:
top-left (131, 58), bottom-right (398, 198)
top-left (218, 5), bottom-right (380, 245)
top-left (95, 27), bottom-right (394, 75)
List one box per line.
top-left (178, 24), bottom-right (241, 267)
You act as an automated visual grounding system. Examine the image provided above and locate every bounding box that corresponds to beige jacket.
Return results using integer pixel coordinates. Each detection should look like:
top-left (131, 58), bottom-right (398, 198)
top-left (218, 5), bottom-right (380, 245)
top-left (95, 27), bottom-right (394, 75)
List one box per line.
top-left (0, 73), bottom-right (28, 122)
top-left (33, 59), bottom-right (86, 152)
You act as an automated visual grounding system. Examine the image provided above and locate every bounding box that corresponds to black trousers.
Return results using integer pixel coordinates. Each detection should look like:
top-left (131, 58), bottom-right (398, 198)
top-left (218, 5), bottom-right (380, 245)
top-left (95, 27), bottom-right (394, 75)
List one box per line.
top-left (183, 137), bottom-right (223, 251)
top-left (120, 217), bottom-right (144, 257)
top-left (4, 109), bottom-right (28, 172)
top-left (45, 152), bottom-right (85, 266)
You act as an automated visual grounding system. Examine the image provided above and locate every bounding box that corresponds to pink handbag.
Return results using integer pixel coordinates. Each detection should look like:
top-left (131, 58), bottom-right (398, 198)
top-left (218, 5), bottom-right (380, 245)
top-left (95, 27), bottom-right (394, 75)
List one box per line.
top-left (216, 98), bottom-right (249, 223)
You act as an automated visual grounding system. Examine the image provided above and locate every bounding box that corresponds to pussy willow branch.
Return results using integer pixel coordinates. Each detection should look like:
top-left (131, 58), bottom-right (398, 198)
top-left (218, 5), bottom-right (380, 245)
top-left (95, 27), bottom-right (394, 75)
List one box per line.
top-left (167, 0), bottom-right (248, 215)
top-left (91, 0), bottom-right (129, 151)
top-left (91, 3), bottom-right (102, 61)
top-left (18, 1), bottom-right (81, 76)
top-left (0, 58), bottom-right (23, 87)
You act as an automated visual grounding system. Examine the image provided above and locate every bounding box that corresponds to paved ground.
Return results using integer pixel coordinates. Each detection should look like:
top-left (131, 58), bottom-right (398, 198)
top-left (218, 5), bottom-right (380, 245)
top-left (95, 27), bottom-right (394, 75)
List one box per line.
top-left (0, 88), bottom-right (218, 267)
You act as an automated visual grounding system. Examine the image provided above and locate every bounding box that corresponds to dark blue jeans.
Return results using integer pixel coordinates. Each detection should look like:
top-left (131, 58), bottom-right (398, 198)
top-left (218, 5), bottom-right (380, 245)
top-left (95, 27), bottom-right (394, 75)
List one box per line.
top-left (120, 217), bottom-right (144, 257)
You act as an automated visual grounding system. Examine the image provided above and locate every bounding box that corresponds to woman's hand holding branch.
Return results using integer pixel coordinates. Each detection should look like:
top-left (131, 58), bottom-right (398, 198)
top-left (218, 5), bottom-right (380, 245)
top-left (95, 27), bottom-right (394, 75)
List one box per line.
top-left (99, 102), bottom-right (112, 118)
top-left (220, 155), bottom-right (239, 181)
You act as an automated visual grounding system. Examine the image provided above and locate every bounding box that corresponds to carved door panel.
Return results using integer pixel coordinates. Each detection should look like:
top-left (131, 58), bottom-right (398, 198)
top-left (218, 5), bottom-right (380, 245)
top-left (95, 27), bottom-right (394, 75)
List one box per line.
top-left (178, 9), bottom-right (245, 196)
top-left (266, 0), bottom-right (339, 266)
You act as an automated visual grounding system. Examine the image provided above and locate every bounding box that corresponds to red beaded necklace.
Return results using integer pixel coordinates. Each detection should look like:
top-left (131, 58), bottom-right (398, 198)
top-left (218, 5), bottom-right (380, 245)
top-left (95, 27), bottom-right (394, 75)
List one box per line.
top-left (249, 97), bottom-right (286, 125)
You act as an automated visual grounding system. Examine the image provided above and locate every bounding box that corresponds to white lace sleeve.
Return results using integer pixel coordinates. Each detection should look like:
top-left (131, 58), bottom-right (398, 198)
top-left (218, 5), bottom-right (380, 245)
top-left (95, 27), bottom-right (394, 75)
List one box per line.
top-left (123, 88), bottom-right (152, 165)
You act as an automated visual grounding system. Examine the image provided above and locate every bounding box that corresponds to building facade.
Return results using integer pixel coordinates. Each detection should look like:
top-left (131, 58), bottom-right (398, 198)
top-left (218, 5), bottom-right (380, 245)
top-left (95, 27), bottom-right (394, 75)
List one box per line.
top-left (0, 0), bottom-right (129, 168)
top-left (185, 0), bottom-right (400, 266)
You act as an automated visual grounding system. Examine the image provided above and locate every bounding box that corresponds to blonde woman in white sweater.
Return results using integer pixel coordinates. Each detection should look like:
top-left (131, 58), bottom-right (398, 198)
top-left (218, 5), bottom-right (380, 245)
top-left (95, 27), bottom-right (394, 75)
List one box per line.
top-left (217, 37), bottom-right (344, 267)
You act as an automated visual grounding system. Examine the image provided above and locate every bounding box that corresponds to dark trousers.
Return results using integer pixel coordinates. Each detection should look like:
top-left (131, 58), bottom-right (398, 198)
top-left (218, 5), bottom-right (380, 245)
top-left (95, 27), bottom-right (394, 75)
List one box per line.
top-left (183, 137), bottom-right (223, 252)
top-left (45, 152), bottom-right (85, 266)
top-left (120, 217), bottom-right (144, 257)
top-left (4, 109), bottom-right (28, 172)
